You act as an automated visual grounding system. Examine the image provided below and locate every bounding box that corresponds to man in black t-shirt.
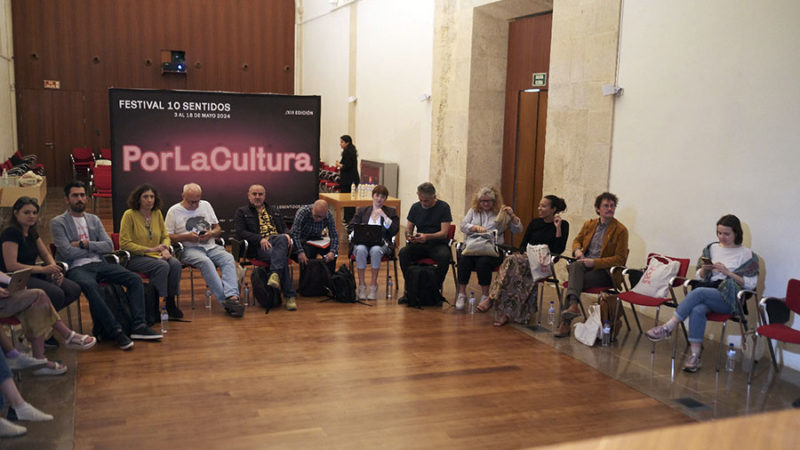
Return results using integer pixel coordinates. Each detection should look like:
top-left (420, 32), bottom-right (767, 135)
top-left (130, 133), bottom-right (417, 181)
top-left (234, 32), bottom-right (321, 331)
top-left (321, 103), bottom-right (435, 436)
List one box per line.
top-left (398, 182), bottom-right (453, 298)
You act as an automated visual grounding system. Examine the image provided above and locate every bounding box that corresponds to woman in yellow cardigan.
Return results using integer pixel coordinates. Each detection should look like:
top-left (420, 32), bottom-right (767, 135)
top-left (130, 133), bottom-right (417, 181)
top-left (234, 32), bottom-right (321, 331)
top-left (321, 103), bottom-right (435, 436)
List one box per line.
top-left (555, 192), bottom-right (628, 337)
top-left (119, 184), bottom-right (184, 318)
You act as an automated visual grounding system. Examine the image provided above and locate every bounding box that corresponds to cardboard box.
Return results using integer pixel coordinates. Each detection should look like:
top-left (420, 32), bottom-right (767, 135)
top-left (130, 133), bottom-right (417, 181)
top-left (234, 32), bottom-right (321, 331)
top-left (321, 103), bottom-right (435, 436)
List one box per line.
top-left (0, 177), bottom-right (47, 207)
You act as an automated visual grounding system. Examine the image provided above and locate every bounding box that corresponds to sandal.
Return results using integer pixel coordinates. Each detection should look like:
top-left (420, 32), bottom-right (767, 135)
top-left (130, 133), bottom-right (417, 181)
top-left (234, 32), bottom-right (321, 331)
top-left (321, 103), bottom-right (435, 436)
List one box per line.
top-left (63, 331), bottom-right (97, 350)
top-left (32, 360), bottom-right (67, 376)
top-left (476, 296), bottom-right (493, 313)
top-left (493, 314), bottom-right (509, 327)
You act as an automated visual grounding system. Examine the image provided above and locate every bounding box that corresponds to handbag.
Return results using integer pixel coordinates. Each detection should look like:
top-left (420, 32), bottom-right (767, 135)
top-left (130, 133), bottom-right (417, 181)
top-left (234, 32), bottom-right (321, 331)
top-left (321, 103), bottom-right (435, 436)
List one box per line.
top-left (462, 232), bottom-right (499, 257)
top-left (631, 255), bottom-right (680, 298)
top-left (574, 304), bottom-right (602, 346)
top-left (526, 244), bottom-right (552, 281)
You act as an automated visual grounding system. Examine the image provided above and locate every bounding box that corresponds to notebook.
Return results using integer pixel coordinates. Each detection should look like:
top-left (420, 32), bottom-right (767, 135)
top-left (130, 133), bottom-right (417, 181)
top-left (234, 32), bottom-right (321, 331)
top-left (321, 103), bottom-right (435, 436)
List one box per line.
top-left (351, 224), bottom-right (384, 247)
top-left (1, 268), bottom-right (32, 294)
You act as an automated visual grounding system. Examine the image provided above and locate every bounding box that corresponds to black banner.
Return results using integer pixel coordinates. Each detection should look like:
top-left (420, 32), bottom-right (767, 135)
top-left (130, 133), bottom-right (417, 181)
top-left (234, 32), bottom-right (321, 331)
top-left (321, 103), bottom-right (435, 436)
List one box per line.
top-left (109, 89), bottom-right (320, 231)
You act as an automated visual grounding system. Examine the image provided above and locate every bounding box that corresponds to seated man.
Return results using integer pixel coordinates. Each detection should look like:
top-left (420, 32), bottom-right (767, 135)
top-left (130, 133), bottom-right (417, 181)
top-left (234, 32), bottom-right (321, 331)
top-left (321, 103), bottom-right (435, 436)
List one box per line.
top-left (556, 191), bottom-right (628, 337)
top-left (234, 185), bottom-right (298, 311)
top-left (165, 183), bottom-right (243, 317)
top-left (398, 182), bottom-right (453, 300)
top-left (50, 181), bottom-right (162, 350)
top-left (291, 199), bottom-right (339, 275)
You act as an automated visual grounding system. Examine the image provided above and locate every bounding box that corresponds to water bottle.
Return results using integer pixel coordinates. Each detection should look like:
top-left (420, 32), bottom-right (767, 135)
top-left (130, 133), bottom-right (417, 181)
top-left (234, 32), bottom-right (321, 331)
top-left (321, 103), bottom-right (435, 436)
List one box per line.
top-left (386, 276), bottom-right (393, 300)
top-left (205, 288), bottom-right (212, 309)
top-left (601, 320), bottom-right (611, 346)
top-left (243, 283), bottom-right (250, 307)
top-left (160, 307), bottom-right (169, 334)
top-left (726, 343), bottom-right (736, 372)
top-left (350, 183), bottom-right (357, 199)
top-left (1, 168), bottom-right (7, 186)
top-left (468, 292), bottom-right (476, 315)
top-left (548, 301), bottom-right (555, 326)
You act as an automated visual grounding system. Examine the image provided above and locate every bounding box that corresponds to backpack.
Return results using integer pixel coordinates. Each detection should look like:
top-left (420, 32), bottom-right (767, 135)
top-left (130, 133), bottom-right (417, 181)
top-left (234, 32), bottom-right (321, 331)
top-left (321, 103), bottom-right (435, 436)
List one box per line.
top-left (95, 284), bottom-right (133, 340)
top-left (328, 265), bottom-right (357, 302)
top-left (405, 265), bottom-right (443, 308)
top-left (298, 259), bottom-right (332, 297)
top-left (251, 266), bottom-right (282, 313)
top-left (142, 282), bottom-right (160, 326)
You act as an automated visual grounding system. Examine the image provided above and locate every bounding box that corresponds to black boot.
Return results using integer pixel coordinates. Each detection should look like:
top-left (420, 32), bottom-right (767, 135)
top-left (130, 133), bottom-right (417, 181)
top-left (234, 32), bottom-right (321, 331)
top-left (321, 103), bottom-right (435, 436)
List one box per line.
top-left (166, 296), bottom-right (184, 319)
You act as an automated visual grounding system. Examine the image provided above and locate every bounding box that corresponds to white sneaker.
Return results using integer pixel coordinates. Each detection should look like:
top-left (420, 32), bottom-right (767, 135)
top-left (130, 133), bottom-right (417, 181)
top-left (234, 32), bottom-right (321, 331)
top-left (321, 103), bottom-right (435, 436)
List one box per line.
top-left (6, 353), bottom-right (47, 370)
top-left (358, 284), bottom-right (367, 300)
top-left (13, 402), bottom-right (53, 422)
top-left (367, 285), bottom-right (378, 300)
top-left (0, 417), bottom-right (27, 437)
top-left (455, 293), bottom-right (466, 311)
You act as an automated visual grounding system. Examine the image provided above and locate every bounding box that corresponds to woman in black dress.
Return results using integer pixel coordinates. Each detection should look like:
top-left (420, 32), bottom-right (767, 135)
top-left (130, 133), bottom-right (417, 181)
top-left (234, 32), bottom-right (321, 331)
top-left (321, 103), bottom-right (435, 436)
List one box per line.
top-left (337, 135), bottom-right (359, 222)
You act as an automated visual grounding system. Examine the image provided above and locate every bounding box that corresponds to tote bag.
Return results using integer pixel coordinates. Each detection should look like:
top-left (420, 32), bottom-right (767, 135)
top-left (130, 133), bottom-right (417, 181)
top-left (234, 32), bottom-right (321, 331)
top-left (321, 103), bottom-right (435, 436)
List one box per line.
top-left (462, 232), bottom-right (499, 257)
top-left (526, 244), bottom-right (552, 281)
top-left (574, 304), bottom-right (602, 346)
top-left (631, 256), bottom-right (680, 299)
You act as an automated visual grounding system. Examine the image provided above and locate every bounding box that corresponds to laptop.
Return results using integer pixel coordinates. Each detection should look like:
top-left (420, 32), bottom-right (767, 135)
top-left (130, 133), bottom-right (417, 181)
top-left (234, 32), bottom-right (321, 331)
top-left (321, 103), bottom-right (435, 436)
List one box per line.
top-left (351, 224), bottom-right (384, 247)
top-left (1, 268), bottom-right (32, 294)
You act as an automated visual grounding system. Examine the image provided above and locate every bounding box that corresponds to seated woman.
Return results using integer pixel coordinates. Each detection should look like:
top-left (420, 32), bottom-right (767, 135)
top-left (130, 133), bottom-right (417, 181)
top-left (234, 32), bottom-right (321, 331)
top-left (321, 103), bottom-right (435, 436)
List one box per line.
top-left (347, 184), bottom-right (400, 300)
top-left (0, 284), bottom-right (96, 376)
top-left (455, 186), bottom-right (523, 311)
top-left (489, 195), bottom-right (569, 326)
top-left (646, 214), bottom-right (758, 373)
top-left (0, 196), bottom-right (82, 315)
top-left (1, 351), bottom-right (53, 437)
top-left (119, 184), bottom-right (183, 318)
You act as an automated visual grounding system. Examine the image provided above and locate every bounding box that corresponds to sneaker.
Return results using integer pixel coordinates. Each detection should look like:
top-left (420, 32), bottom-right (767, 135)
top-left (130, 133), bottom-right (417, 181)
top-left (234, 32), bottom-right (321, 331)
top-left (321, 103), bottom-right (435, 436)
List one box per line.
top-left (130, 326), bottom-right (163, 340)
top-left (645, 325), bottom-right (673, 342)
top-left (115, 332), bottom-right (134, 350)
top-left (285, 296), bottom-right (297, 311)
top-left (455, 293), bottom-right (466, 311)
top-left (267, 272), bottom-right (281, 290)
top-left (223, 296), bottom-right (245, 317)
top-left (683, 353), bottom-right (702, 373)
top-left (6, 353), bottom-right (47, 370)
top-left (12, 402), bottom-right (53, 422)
top-left (367, 285), bottom-right (378, 300)
top-left (0, 417), bottom-right (26, 437)
top-left (358, 284), bottom-right (367, 300)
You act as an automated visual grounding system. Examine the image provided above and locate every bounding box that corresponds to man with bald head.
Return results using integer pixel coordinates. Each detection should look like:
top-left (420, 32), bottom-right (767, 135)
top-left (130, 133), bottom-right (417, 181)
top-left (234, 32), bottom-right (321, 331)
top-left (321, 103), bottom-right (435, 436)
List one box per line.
top-left (234, 185), bottom-right (297, 310)
top-left (165, 183), bottom-right (243, 317)
top-left (291, 199), bottom-right (339, 274)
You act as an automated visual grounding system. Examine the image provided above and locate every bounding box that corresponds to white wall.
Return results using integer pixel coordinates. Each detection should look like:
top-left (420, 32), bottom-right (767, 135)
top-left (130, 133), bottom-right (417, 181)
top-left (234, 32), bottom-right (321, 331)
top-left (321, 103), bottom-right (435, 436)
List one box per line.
top-left (297, 0), bottom-right (434, 213)
top-left (0, 0), bottom-right (16, 159)
top-left (610, 0), bottom-right (800, 366)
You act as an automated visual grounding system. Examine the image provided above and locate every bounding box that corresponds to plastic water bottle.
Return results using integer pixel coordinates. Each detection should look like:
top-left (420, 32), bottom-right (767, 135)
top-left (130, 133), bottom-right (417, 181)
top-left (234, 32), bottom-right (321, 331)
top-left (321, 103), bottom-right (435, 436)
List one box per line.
top-left (548, 301), bottom-right (555, 326)
top-left (350, 183), bottom-right (357, 199)
top-left (726, 343), bottom-right (736, 372)
top-left (205, 288), bottom-right (212, 309)
top-left (386, 276), bottom-right (393, 300)
top-left (1, 168), bottom-right (7, 186)
top-left (468, 292), bottom-right (476, 315)
top-left (160, 307), bottom-right (169, 334)
top-left (243, 283), bottom-right (250, 307)
top-left (602, 320), bottom-right (611, 346)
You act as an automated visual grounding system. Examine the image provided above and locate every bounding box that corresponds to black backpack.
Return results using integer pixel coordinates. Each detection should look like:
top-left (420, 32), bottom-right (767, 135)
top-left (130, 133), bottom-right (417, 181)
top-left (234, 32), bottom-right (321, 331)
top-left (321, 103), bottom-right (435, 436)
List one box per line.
top-left (406, 265), bottom-right (444, 308)
top-left (251, 266), bottom-right (282, 313)
top-left (95, 284), bottom-right (133, 340)
top-left (298, 259), bottom-right (332, 297)
top-left (328, 265), bottom-right (357, 303)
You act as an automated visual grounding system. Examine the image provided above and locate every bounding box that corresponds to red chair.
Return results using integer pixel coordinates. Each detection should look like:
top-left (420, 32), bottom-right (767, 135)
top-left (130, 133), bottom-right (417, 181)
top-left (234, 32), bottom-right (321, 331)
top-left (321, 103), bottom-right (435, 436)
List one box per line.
top-left (410, 224), bottom-right (458, 294)
top-left (748, 278), bottom-right (800, 384)
top-left (349, 237), bottom-right (399, 295)
top-left (90, 164), bottom-right (112, 211)
top-left (99, 148), bottom-right (112, 160)
top-left (230, 237), bottom-right (294, 306)
top-left (699, 286), bottom-right (756, 372)
top-left (70, 147), bottom-right (95, 179)
top-left (557, 253), bottom-right (630, 325)
top-left (616, 253), bottom-right (691, 354)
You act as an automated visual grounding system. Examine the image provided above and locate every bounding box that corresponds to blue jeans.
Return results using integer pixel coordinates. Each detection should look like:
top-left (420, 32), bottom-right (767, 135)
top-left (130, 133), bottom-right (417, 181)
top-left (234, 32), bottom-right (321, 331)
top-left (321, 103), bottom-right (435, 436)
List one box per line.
top-left (0, 352), bottom-right (11, 409)
top-left (180, 245), bottom-right (239, 302)
top-left (674, 287), bottom-right (733, 343)
top-left (253, 235), bottom-right (296, 297)
top-left (354, 245), bottom-right (384, 270)
top-left (67, 262), bottom-right (147, 333)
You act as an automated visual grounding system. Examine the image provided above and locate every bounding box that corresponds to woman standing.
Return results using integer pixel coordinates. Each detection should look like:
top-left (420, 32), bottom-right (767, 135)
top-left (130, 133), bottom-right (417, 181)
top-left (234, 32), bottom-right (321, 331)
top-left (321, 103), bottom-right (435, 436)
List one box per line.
top-left (348, 185), bottom-right (400, 300)
top-left (646, 214), bottom-right (758, 373)
top-left (455, 186), bottom-right (523, 311)
top-left (337, 135), bottom-right (359, 222)
top-left (119, 184), bottom-right (184, 318)
top-left (489, 195), bottom-right (569, 326)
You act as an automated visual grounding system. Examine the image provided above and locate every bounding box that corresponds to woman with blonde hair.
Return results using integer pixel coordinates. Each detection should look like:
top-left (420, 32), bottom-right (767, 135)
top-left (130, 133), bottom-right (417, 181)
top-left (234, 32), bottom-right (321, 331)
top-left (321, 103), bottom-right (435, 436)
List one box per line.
top-left (455, 186), bottom-right (523, 310)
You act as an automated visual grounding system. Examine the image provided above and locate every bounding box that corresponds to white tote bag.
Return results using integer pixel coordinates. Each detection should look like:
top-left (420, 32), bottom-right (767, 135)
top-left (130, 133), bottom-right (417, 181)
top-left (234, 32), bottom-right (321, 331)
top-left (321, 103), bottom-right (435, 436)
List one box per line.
top-left (631, 256), bottom-right (680, 299)
top-left (526, 244), bottom-right (552, 281)
top-left (574, 304), bottom-right (602, 346)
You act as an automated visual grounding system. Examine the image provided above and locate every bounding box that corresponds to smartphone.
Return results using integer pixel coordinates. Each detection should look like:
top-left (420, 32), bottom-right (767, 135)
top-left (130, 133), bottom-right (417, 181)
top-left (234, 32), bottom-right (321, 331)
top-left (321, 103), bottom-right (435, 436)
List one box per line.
top-left (701, 257), bottom-right (712, 265)
top-left (199, 230), bottom-right (207, 236)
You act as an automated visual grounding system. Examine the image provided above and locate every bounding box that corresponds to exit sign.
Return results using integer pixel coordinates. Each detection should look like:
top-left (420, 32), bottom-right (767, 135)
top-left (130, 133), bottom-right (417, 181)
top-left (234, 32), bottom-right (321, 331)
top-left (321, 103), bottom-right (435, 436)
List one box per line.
top-left (532, 73), bottom-right (547, 87)
top-left (44, 80), bottom-right (61, 89)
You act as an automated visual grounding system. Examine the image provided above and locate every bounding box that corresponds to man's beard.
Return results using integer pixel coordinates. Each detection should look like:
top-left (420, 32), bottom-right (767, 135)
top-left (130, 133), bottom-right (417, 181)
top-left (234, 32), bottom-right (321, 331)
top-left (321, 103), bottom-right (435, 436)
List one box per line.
top-left (70, 202), bottom-right (85, 213)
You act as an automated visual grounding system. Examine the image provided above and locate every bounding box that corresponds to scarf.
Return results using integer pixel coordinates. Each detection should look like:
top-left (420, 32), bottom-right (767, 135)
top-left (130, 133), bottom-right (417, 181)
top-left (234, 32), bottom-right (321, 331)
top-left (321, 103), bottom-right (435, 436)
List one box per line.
top-left (698, 243), bottom-right (759, 314)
